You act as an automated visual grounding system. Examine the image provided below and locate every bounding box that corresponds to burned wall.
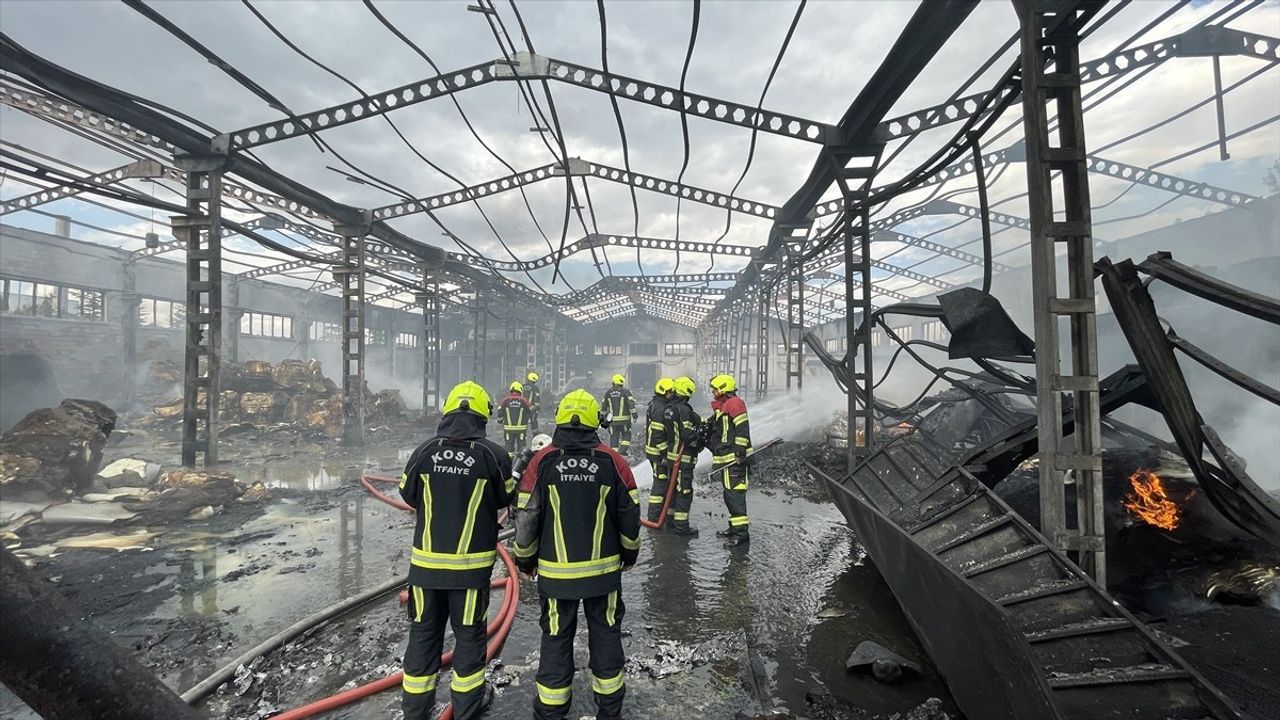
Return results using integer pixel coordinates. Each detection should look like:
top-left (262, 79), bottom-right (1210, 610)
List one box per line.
top-left (0, 224), bottom-right (428, 425)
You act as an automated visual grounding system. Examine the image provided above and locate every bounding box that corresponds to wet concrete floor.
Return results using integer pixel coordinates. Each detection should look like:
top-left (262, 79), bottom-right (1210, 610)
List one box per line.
top-left (3, 442), bottom-right (958, 719)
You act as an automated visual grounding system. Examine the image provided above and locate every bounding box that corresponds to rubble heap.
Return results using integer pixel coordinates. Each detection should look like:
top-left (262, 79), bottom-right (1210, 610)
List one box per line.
top-left (0, 399), bottom-right (116, 501)
top-left (143, 359), bottom-right (404, 437)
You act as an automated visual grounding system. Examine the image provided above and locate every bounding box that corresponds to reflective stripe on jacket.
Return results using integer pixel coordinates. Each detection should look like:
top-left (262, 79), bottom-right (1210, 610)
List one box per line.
top-left (513, 428), bottom-right (641, 599)
top-left (643, 396), bottom-right (670, 459)
top-left (499, 393), bottom-right (532, 431)
top-left (399, 414), bottom-right (515, 589)
top-left (602, 387), bottom-right (637, 426)
top-left (708, 393), bottom-right (751, 466)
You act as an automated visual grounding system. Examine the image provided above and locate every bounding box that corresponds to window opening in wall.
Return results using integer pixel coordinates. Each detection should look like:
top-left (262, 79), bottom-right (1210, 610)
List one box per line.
top-left (1, 276), bottom-right (105, 321)
top-left (309, 322), bottom-right (342, 342)
top-left (824, 337), bottom-right (839, 352)
top-left (365, 328), bottom-right (390, 346)
top-left (395, 331), bottom-right (418, 348)
top-left (891, 325), bottom-right (913, 342)
top-left (594, 345), bottom-right (624, 356)
top-left (629, 343), bottom-right (657, 356)
top-left (138, 297), bottom-right (185, 329)
top-left (922, 320), bottom-right (950, 343)
top-left (241, 311), bottom-right (293, 339)
top-left (664, 343), bottom-right (694, 357)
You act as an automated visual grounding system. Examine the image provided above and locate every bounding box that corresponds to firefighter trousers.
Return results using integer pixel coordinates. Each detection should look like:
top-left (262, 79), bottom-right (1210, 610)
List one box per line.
top-left (402, 585), bottom-right (490, 720)
top-left (503, 428), bottom-right (527, 457)
top-left (716, 462), bottom-right (750, 536)
top-left (668, 455), bottom-right (696, 528)
top-left (645, 456), bottom-right (670, 522)
top-left (607, 422), bottom-right (632, 453)
top-left (533, 591), bottom-right (626, 720)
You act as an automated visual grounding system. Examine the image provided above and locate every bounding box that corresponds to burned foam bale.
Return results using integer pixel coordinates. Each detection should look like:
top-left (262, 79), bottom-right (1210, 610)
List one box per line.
top-left (0, 400), bottom-right (116, 501)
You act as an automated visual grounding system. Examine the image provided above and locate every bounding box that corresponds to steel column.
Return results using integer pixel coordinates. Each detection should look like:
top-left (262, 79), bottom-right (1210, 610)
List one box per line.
top-left (1015, 0), bottom-right (1105, 585)
top-left (335, 220), bottom-right (368, 446)
top-left (553, 321), bottom-right (567, 394)
top-left (121, 260), bottom-right (140, 409)
top-left (172, 154), bottom-right (224, 467)
top-left (755, 292), bottom-right (769, 400)
top-left (418, 273), bottom-right (441, 412)
top-left (785, 246), bottom-right (805, 392)
top-left (225, 278), bottom-right (242, 364)
top-left (471, 287), bottom-right (488, 384)
top-left (831, 146), bottom-right (882, 467)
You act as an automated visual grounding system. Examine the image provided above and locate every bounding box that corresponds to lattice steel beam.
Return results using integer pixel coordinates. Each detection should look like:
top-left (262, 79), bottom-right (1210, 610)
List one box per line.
top-left (875, 25), bottom-right (1280, 141)
top-left (375, 158), bottom-right (779, 221)
top-left (0, 159), bottom-right (163, 215)
top-left (220, 52), bottom-right (834, 152)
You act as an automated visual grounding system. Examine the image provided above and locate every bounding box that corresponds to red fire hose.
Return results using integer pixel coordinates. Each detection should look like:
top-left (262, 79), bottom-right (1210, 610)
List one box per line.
top-left (270, 474), bottom-right (520, 720)
top-left (640, 444), bottom-right (685, 529)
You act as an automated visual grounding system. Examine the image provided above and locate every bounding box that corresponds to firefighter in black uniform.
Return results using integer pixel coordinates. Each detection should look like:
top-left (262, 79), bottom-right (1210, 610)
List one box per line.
top-left (498, 381), bottom-right (533, 457)
top-left (397, 381), bottom-right (515, 720)
top-left (523, 371), bottom-right (543, 432)
top-left (644, 377), bottom-right (675, 524)
top-left (708, 374), bottom-right (753, 548)
top-left (663, 376), bottom-right (703, 537)
top-left (514, 389), bottom-right (641, 720)
top-left (601, 373), bottom-right (637, 454)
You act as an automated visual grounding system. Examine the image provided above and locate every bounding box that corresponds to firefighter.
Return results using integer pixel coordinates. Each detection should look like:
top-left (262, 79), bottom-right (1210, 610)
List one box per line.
top-left (644, 378), bottom-right (675, 524)
top-left (397, 381), bottom-right (515, 720)
top-left (601, 374), bottom-right (638, 454)
top-left (708, 374), bottom-right (752, 548)
top-left (662, 376), bottom-right (703, 537)
top-left (523, 370), bottom-right (543, 431)
top-left (498, 381), bottom-right (533, 457)
top-left (514, 389), bottom-right (641, 720)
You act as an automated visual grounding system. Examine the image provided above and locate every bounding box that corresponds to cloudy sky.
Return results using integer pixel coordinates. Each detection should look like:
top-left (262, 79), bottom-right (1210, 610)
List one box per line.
top-left (1, 0), bottom-right (1277, 310)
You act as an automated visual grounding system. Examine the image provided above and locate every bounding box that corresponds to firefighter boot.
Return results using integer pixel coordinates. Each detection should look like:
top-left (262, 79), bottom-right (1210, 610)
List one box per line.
top-left (715, 526), bottom-right (734, 538)
top-left (669, 521), bottom-right (699, 537)
top-left (723, 528), bottom-right (750, 548)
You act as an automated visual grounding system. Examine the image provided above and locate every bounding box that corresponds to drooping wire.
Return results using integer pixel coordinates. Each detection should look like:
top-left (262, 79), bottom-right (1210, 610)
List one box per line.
top-left (704, 0), bottom-right (806, 277)
top-left (669, 0), bottom-right (702, 277)
top-left (594, 0), bottom-right (644, 277)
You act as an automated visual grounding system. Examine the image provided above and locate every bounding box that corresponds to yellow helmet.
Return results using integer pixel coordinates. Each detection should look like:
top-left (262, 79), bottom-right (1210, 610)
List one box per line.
top-left (442, 381), bottom-right (491, 419)
top-left (673, 376), bottom-right (696, 398)
top-left (526, 371), bottom-right (540, 383)
top-left (655, 377), bottom-right (675, 395)
top-left (555, 389), bottom-right (601, 429)
top-left (611, 373), bottom-right (625, 386)
top-left (710, 374), bottom-right (737, 394)
top-left (509, 380), bottom-right (523, 393)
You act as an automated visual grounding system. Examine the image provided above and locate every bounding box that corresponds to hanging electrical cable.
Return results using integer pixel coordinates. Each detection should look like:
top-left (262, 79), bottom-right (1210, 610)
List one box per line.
top-left (593, 0), bottom-right (645, 277)
top-left (669, 0), bottom-right (702, 277)
top-left (704, 0), bottom-right (806, 277)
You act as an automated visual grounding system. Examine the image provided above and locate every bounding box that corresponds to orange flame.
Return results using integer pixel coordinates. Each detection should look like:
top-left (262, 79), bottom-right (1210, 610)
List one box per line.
top-left (1124, 469), bottom-right (1182, 531)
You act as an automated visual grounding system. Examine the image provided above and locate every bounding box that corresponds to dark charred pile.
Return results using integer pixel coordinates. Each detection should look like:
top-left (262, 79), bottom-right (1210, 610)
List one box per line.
top-left (0, 399), bottom-right (116, 501)
top-left (137, 359), bottom-right (405, 438)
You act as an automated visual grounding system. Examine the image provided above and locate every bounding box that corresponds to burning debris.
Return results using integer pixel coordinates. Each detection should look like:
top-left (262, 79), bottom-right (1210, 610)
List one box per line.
top-left (1123, 468), bottom-right (1183, 531)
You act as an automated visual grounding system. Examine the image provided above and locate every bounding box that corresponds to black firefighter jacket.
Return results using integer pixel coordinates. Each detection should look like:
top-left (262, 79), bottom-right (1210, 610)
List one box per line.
top-left (399, 412), bottom-right (515, 589)
top-left (513, 426), bottom-right (641, 599)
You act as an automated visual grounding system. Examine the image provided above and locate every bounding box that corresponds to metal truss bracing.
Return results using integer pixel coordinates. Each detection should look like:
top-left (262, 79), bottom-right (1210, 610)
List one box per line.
top-left (336, 227), bottom-right (367, 446)
top-left (442, 234), bottom-right (759, 275)
top-left (0, 81), bottom-right (176, 152)
top-left (221, 52), bottom-right (834, 152)
top-left (171, 154), bottom-right (225, 468)
top-left (553, 322), bottom-right (567, 394)
top-left (1016, 0), bottom-right (1105, 585)
top-left (886, 141), bottom-right (1259, 207)
top-left (874, 25), bottom-right (1280, 142)
top-left (374, 158), bottom-right (779, 221)
top-left (0, 158), bottom-right (163, 215)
